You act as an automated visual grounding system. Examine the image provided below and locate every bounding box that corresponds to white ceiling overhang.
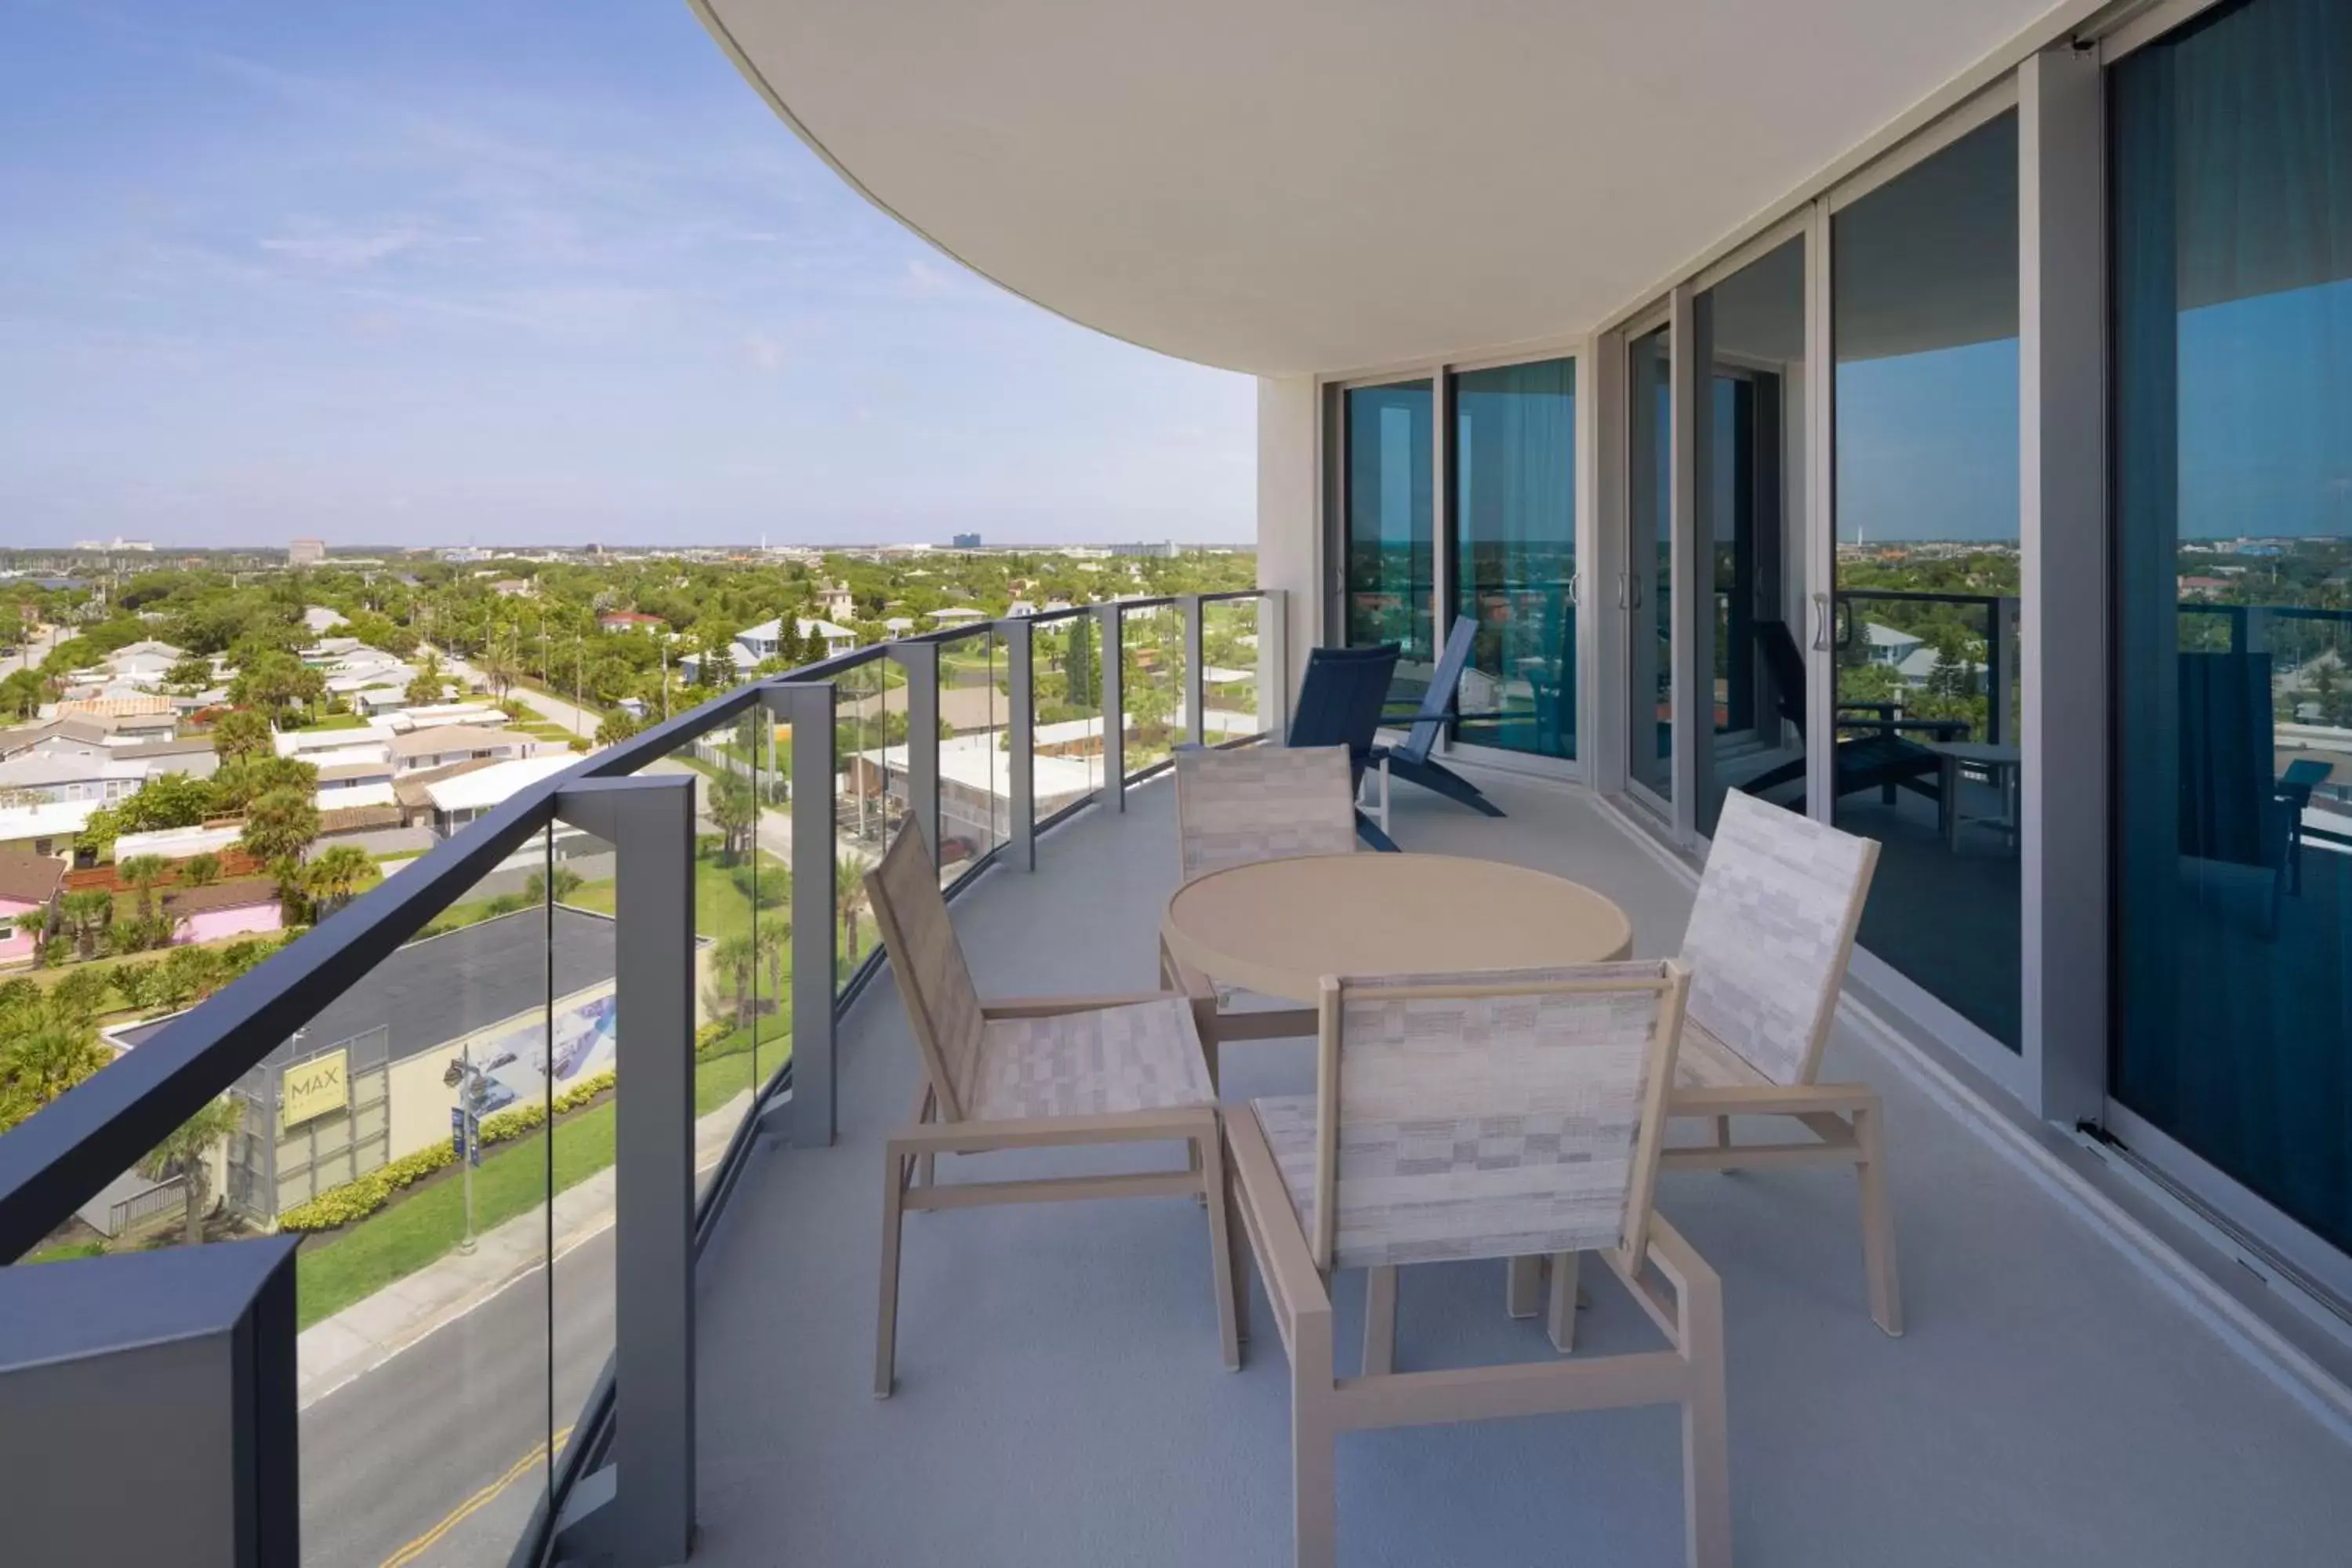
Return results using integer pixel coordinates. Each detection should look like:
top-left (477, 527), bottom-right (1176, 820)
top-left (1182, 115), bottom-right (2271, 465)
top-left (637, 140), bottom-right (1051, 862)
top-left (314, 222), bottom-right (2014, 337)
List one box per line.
top-left (695, 1), bottom-right (2074, 376)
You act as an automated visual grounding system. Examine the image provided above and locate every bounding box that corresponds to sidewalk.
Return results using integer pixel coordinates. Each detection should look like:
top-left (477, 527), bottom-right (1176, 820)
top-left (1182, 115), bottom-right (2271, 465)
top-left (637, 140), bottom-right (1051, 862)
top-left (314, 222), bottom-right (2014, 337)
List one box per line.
top-left (296, 1090), bottom-right (754, 1409)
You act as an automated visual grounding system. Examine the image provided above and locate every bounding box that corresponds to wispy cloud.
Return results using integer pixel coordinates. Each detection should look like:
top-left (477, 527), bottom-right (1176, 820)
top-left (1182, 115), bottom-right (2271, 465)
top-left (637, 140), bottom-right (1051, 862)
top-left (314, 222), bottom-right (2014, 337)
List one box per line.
top-left (258, 224), bottom-right (477, 268)
top-left (743, 332), bottom-right (786, 372)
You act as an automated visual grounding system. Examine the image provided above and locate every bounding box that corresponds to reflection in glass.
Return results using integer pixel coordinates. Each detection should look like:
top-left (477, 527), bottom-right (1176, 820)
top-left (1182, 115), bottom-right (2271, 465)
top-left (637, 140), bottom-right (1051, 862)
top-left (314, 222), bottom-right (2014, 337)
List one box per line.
top-left (1696, 238), bottom-right (1807, 836)
top-left (1345, 381), bottom-right (1434, 700)
top-left (1830, 111), bottom-right (2021, 1047)
top-left (1451, 358), bottom-right (1576, 759)
top-left (2111, 0), bottom-right (2352, 1252)
top-left (1627, 325), bottom-right (1675, 800)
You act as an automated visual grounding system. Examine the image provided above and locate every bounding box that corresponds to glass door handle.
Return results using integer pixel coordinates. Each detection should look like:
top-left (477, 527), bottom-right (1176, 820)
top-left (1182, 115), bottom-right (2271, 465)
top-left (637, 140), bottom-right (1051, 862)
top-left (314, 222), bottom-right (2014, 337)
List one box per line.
top-left (1811, 592), bottom-right (1832, 652)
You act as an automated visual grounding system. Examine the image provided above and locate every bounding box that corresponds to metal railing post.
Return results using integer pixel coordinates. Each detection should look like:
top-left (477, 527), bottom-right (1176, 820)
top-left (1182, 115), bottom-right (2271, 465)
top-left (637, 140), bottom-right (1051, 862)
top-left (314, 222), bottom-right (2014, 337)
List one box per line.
top-left (1001, 618), bottom-right (1036, 870)
top-left (765, 681), bottom-right (837, 1148)
top-left (1182, 594), bottom-right (1207, 748)
top-left (1261, 589), bottom-right (1290, 740)
top-left (1098, 601), bottom-right (1125, 810)
top-left (891, 640), bottom-right (940, 856)
top-left (1991, 594), bottom-right (2020, 746)
top-left (550, 773), bottom-right (697, 1568)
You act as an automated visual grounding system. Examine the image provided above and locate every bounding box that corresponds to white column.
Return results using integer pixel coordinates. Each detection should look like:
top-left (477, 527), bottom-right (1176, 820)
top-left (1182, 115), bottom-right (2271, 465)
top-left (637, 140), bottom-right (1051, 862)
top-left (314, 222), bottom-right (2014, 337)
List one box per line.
top-left (2020, 42), bottom-right (2107, 1127)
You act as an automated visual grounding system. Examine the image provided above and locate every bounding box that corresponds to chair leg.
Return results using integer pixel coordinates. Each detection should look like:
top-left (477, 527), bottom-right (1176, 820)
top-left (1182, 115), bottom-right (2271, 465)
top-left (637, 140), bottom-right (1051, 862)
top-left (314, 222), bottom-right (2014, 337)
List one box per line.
top-left (876, 1142), bottom-right (909, 1398)
top-left (1362, 1265), bottom-right (1398, 1375)
top-left (1199, 1127), bottom-right (1240, 1370)
top-left (1545, 1251), bottom-right (1579, 1353)
top-left (1225, 1153), bottom-right (1250, 1351)
top-left (1505, 1254), bottom-right (1542, 1319)
top-left (1681, 1262), bottom-right (1732, 1568)
top-left (1292, 1316), bottom-right (1338, 1568)
top-left (1853, 1102), bottom-right (1904, 1336)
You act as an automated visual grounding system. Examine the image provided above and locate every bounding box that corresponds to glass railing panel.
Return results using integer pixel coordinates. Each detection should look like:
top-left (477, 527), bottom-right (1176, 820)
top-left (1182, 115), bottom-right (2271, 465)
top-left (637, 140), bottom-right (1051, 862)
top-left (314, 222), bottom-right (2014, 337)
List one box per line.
top-left (0, 844), bottom-right (563, 1565)
top-left (833, 658), bottom-right (891, 990)
top-left (1121, 601), bottom-right (1181, 778)
top-left (1203, 595), bottom-right (1263, 743)
top-left (938, 626), bottom-right (1008, 890)
top-left (641, 709), bottom-right (775, 1193)
top-left (1032, 611), bottom-right (1104, 822)
top-left (540, 810), bottom-right (617, 1541)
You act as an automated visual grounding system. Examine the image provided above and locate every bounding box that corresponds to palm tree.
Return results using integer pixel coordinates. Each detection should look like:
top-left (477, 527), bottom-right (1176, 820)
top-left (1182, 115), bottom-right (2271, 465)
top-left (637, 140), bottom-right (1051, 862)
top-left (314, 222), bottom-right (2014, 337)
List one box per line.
top-left (481, 649), bottom-right (519, 701)
top-left (180, 851), bottom-right (223, 888)
top-left (140, 1098), bottom-right (245, 1246)
top-left (712, 934), bottom-right (757, 1028)
top-left (59, 888), bottom-right (113, 961)
top-left (836, 855), bottom-right (869, 968)
top-left (118, 855), bottom-right (168, 924)
top-left (303, 844), bottom-right (379, 916)
top-left (755, 916), bottom-right (789, 1015)
top-left (710, 771), bottom-right (757, 865)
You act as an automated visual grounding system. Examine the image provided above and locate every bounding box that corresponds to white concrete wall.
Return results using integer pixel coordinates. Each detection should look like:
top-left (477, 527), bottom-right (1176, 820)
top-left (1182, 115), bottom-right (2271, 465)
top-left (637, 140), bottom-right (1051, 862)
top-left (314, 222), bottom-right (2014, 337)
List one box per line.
top-left (1255, 373), bottom-right (1321, 720)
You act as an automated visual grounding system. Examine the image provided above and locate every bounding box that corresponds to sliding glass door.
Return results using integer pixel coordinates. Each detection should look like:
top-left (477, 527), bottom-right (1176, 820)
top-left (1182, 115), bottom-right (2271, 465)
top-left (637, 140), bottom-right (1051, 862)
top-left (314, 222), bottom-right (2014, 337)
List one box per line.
top-left (1693, 236), bottom-right (1808, 837)
top-left (1342, 379), bottom-right (1435, 702)
top-left (1451, 358), bottom-right (1577, 760)
top-left (2111, 0), bottom-right (2352, 1259)
top-left (1625, 323), bottom-right (1675, 805)
top-left (1830, 111), bottom-right (2023, 1049)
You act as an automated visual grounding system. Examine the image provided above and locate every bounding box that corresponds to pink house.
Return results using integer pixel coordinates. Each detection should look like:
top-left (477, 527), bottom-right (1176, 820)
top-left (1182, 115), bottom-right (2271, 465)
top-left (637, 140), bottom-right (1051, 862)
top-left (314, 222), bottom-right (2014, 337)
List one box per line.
top-left (165, 880), bottom-right (284, 946)
top-left (0, 848), bottom-right (64, 965)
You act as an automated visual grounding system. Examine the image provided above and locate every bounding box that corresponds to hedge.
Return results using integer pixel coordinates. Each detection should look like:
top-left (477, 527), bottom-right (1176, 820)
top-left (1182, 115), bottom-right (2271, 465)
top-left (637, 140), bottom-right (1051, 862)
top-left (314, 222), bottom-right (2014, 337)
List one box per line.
top-left (278, 1069), bottom-right (617, 1234)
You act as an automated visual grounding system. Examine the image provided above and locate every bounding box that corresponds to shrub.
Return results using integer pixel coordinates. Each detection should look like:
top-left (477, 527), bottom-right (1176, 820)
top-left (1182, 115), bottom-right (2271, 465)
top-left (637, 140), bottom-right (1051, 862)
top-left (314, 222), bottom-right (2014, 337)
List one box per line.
top-left (278, 1069), bottom-right (616, 1233)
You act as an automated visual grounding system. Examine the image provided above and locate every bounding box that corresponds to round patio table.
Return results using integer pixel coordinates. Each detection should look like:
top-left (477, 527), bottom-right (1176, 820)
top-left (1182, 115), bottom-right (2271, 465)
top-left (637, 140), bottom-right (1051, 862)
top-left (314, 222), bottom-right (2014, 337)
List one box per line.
top-left (1161, 852), bottom-right (1634, 1002)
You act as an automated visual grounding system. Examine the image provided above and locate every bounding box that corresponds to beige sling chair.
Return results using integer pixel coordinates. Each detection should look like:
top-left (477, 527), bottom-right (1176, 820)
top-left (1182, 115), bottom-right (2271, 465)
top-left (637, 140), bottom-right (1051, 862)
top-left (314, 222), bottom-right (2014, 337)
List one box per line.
top-left (1507, 788), bottom-right (1899, 1338)
top-left (1225, 960), bottom-right (1730, 1568)
top-left (866, 819), bottom-right (1237, 1397)
top-left (1161, 744), bottom-right (1359, 1077)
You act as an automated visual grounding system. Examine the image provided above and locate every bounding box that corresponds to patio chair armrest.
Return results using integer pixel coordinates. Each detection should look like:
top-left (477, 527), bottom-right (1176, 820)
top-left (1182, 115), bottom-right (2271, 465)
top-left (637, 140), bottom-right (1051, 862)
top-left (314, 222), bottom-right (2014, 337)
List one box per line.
top-left (1640, 1214), bottom-right (1722, 1311)
top-left (1225, 1105), bottom-right (1334, 1328)
top-left (1165, 949), bottom-right (1218, 1002)
top-left (981, 990), bottom-right (1185, 1019)
top-left (889, 1105), bottom-right (1213, 1154)
top-left (1669, 1081), bottom-right (1880, 1116)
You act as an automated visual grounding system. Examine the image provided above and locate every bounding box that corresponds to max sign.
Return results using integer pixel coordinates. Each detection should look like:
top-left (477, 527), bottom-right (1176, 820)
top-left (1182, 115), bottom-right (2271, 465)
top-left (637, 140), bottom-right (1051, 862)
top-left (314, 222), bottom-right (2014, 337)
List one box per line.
top-left (281, 1047), bottom-right (350, 1131)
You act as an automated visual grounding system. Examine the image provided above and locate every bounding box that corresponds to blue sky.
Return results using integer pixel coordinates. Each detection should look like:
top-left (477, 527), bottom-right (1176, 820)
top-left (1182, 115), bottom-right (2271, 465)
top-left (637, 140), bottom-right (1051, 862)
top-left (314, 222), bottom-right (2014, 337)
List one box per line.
top-left (0, 1), bottom-right (1256, 548)
top-left (1836, 276), bottom-right (2352, 544)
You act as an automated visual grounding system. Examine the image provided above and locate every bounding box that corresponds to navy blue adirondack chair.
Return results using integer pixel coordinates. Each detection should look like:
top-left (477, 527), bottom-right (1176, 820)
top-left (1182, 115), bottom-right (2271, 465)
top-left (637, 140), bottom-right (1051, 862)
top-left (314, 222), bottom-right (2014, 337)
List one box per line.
top-left (1287, 642), bottom-right (1403, 851)
top-left (1377, 616), bottom-right (1508, 820)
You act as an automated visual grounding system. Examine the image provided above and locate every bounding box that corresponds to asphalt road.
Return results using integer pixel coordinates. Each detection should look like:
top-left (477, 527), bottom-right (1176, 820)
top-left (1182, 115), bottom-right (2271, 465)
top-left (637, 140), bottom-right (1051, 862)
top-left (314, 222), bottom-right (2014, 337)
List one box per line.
top-left (2, 622), bottom-right (57, 681)
top-left (299, 1226), bottom-right (616, 1568)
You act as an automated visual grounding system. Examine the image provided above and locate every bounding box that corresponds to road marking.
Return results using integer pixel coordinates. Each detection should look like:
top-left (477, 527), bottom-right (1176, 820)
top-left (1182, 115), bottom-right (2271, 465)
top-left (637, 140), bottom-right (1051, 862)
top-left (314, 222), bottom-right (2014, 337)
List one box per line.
top-left (379, 1425), bottom-right (572, 1568)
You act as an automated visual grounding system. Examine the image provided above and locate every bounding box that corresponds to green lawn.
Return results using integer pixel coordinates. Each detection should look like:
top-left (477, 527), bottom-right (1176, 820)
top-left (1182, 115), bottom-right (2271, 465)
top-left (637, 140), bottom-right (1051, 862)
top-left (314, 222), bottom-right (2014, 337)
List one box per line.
top-left (289, 842), bottom-right (805, 1327)
top-left (294, 1095), bottom-right (616, 1329)
top-left (289, 711), bottom-right (372, 733)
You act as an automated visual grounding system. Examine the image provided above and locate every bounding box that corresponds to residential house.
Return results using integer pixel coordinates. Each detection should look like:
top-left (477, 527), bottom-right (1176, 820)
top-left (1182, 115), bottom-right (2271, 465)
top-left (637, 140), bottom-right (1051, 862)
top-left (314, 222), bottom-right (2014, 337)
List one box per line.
top-left (0, 750), bottom-right (149, 805)
top-left (163, 879), bottom-right (282, 946)
top-left (0, 797), bottom-right (98, 862)
top-left (1861, 622), bottom-right (1926, 669)
top-left (411, 753), bottom-right (575, 836)
top-left (598, 611), bottom-right (666, 633)
top-left (816, 580), bottom-right (856, 620)
top-left (387, 724), bottom-right (538, 777)
top-left (111, 735), bottom-right (220, 781)
top-left (0, 847), bottom-right (64, 964)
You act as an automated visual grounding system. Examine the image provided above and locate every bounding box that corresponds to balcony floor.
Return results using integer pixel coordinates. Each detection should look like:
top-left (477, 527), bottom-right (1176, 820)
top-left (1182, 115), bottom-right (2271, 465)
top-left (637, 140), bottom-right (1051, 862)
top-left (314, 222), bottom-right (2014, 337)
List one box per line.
top-left (689, 769), bottom-right (2352, 1567)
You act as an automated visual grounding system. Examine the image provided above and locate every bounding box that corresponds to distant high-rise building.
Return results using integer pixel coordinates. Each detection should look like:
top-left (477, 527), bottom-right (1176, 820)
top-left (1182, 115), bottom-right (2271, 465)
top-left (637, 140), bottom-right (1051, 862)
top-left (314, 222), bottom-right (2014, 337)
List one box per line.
top-left (289, 537), bottom-right (326, 567)
top-left (1108, 539), bottom-right (1180, 558)
top-left (951, 532), bottom-right (983, 549)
